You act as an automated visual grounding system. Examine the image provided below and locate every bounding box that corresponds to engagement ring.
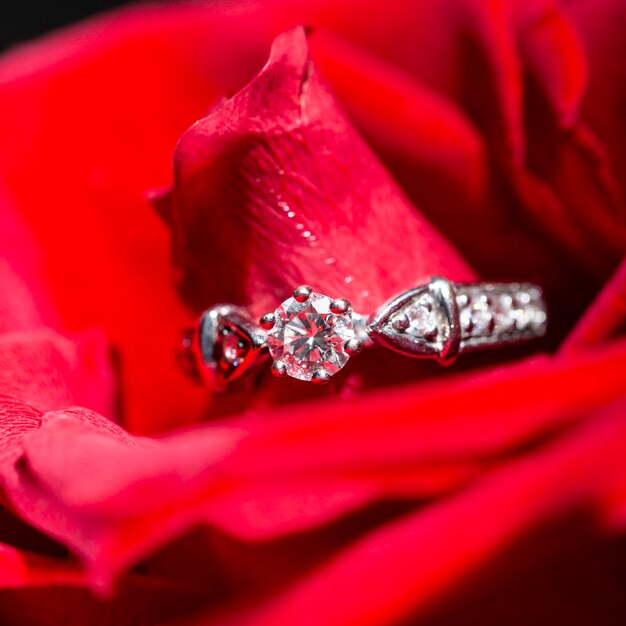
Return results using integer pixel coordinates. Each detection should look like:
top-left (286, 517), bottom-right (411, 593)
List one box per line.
top-left (181, 277), bottom-right (547, 390)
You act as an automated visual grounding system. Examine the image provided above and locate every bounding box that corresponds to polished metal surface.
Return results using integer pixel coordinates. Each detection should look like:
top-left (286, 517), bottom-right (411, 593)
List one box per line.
top-left (186, 304), bottom-right (269, 391)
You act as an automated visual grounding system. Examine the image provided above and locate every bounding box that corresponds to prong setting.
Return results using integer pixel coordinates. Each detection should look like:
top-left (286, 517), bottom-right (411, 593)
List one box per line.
top-left (259, 312), bottom-right (276, 330)
top-left (265, 289), bottom-right (358, 383)
top-left (330, 298), bottom-right (351, 314)
top-left (311, 369), bottom-right (332, 385)
top-left (344, 338), bottom-right (363, 355)
top-left (293, 285), bottom-right (313, 302)
top-left (271, 360), bottom-right (288, 378)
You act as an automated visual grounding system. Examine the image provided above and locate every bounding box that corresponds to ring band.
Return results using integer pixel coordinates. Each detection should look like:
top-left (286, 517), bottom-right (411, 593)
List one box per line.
top-left (182, 277), bottom-right (547, 390)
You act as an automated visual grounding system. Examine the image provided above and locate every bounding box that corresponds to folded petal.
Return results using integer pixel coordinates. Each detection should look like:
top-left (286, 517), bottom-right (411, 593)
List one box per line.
top-left (566, 0), bottom-right (626, 206)
top-left (189, 400), bottom-right (626, 626)
top-left (0, 329), bottom-right (115, 417)
top-left (0, 195), bottom-right (53, 334)
top-left (1, 338), bottom-right (624, 592)
top-left (158, 26), bottom-right (473, 321)
top-left (303, 28), bottom-right (607, 334)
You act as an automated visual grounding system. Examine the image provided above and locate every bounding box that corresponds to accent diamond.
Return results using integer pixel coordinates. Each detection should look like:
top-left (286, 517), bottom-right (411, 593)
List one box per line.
top-left (493, 293), bottom-right (515, 334)
top-left (221, 330), bottom-right (243, 366)
top-left (267, 291), bottom-right (356, 381)
top-left (460, 297), bottom-right (493, 336)
top-left (403, 294), bottom-right (439, 339)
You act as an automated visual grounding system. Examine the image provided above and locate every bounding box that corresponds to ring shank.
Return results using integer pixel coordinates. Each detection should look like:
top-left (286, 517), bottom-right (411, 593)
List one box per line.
top-left (186, 279), bottom-right (548, 389)
top-left (455, 282), bottom-right (547, 353)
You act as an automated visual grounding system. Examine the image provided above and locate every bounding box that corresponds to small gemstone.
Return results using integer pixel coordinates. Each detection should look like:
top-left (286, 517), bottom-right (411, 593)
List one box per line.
top-left (493, 293), bottom-right (515, 333)
top-left (460, 307), bottom-right (473, 331)
top-left (462, 298), bottom-right (493, 336)
top-left (456, 293), bottom-right (469, 308)
top-left (221, 331), bottom-right (242, 365)
top-left (511, 306), bottom-right (532, 330)
top-left (405, 295), bottom-right (439, 338)
top-left (499, 294), bottom-right (514, 309)
top-left (267, 291), bottom-right (356, 381)
top-left (512, 304), bottom-right (546, 331)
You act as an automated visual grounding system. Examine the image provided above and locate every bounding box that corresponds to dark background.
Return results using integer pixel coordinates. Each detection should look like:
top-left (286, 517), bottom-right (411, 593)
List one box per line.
top-left (1, 0), bottom-right (134, 51)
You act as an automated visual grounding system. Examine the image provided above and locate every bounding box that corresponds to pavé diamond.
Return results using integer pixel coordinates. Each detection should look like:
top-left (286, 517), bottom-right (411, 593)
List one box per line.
top-left (221, 330), bottom-right (243, 366)
top-left (267, 291), bottom-right (356, 381)
top-left (460, 297), bottom-right (493, 336)
top-left (493, 293), bottom-right (515, 334)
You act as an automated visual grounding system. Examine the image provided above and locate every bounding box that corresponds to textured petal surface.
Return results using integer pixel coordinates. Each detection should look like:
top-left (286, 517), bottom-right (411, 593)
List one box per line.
top-left (189, 401), bottom-right (626, 626)
top-left (562, 257), bottom-right (626, 352)
top-left (0, 339), bottom-right (624, 597)
top-left (0, 4), bottom-right (274, 433)
top-left (158, 27), bottom-right (473, 318)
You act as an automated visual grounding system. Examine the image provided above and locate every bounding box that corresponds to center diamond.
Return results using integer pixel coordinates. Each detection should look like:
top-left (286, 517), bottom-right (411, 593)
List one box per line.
top-left (267, 291), bottom-right (356, 381)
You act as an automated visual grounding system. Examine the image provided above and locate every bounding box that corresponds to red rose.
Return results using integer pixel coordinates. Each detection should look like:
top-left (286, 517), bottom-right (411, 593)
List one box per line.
top-left (1, 2), bottom-right (626, 625)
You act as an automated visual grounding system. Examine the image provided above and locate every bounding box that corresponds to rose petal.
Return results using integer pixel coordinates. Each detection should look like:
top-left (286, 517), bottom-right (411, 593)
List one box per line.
top-left (0, 337), bottom-right (624, 592)
top-left (0, 196), bottom-right (51, 334)
top-left (0, 400), bottom-right (40, 471)
top-left (0, 329), bottom-right (115, 417)
top-left (304, 28), bottom-right (602, 335)
top-left (0, 574), bottom-right (212, 626)
top-left (307, 30), bottom-right (489, 212)
top-left (0, 543), bottom-right (83, 588)
top-left (516, 0), bottom-right (588, 127)
top-left (566, 0), bottom-right (626, 206)
top-left (0, 4), bottom-right (275, 432)
top-left (158, 26), bottom-right (473, 321)
top-left (298, 6), bottom-right (623, 333)
top-left (561, 256), bottom-right (626, 352)
top-left (188, 400), bottom-right (626, 626)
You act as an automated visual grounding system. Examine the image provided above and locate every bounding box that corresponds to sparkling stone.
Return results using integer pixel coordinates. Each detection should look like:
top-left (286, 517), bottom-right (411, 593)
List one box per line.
top-left (460, 307), bottom-right (473, 332)
top-left (456, 293), bottom-right (469, 308)
top-left (512, 304), bottom-right (545, 331)
top-left (221, 331), bottom-right (242, 366)
top-left (461, 298), bottom-right (493, 336)
top-left (493, 293), bottom-right (515, 334)
top-left (267, 292), bottom-right (356, 381)
top-left (404, 295), bottom-right (439, 339)
top-left (511, 306), bottom-right (532, 330)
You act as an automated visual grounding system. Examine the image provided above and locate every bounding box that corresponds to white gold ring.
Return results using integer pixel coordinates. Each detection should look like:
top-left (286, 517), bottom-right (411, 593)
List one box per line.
top-left (181, 277), bottom-right (547, 390)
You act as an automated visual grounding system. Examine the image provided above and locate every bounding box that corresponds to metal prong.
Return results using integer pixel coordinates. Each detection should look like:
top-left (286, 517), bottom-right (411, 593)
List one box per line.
top-left (311, 369), bottom-right (331, 385)
top-left (293, 285), bottom-right (313, 303)
top-left (271, 360), bottom-right (288, 378)
top-left (259, 312), bottom-right (276, 330)
top-left (344, 338), bottom-right (363, 355)
top-left (330, 298), bottom-right (350, 314)
top-left (391, 313), bottom-right (410, 332)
